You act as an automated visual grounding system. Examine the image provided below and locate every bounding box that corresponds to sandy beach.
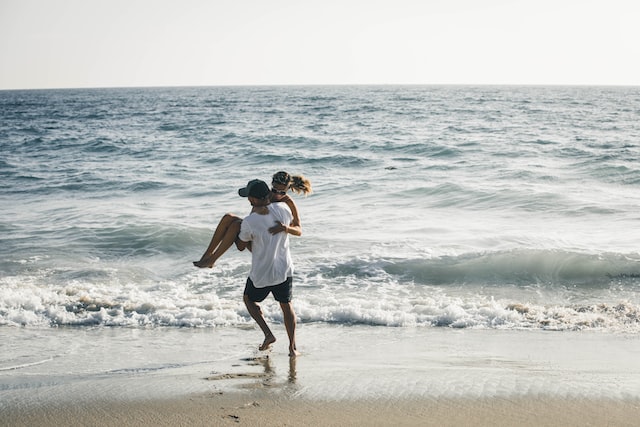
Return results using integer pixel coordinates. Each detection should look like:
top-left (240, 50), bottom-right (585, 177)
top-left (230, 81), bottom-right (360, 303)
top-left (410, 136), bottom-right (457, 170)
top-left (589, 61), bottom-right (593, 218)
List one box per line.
top-left (4, 394), bottom-right (640, 427)
top-left (2, 325), bottom-right (640, 426)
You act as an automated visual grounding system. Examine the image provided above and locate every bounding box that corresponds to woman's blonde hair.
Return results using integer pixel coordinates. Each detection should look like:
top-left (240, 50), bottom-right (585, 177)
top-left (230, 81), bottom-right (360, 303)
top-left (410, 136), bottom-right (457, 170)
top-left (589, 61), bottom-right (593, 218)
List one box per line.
top-left (272, 171), bottom-right (313, 195)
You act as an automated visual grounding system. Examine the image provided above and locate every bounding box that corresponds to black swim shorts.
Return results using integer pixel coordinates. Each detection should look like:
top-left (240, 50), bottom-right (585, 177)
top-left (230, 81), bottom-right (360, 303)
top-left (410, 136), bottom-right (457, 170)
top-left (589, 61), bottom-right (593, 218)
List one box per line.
top-left (244, 277), bottom-right (293, 303)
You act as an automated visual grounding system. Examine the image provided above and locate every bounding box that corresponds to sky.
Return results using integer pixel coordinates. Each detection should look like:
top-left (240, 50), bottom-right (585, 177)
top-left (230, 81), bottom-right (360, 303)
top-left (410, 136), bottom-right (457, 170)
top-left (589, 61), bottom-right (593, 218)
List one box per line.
top-left (1, 0), bottom-right (639, 90)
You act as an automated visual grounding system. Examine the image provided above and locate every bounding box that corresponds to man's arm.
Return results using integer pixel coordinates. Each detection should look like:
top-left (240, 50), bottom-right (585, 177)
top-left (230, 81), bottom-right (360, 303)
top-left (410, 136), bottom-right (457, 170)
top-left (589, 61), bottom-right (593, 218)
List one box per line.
top-left (235, 238), bottom-right (251, 252)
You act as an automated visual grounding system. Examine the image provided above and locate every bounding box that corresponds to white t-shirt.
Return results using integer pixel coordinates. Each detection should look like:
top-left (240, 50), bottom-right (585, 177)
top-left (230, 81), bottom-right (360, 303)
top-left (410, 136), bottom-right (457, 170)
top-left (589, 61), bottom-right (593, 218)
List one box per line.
top-left (238, 202), bottom-right (294, 288)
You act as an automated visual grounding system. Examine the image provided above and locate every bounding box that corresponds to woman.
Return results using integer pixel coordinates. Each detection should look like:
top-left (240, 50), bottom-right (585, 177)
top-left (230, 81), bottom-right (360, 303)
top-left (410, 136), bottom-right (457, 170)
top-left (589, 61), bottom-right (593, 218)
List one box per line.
top-left (193, 171), bottom-right (312, 268)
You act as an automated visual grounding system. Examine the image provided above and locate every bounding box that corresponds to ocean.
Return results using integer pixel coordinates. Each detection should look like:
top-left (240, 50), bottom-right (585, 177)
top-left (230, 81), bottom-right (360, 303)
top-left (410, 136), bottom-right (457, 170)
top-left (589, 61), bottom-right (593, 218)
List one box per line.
top-left (3, 85), bottom-right (640, 407)
top-left (1, 85), bottom-right (639, 332)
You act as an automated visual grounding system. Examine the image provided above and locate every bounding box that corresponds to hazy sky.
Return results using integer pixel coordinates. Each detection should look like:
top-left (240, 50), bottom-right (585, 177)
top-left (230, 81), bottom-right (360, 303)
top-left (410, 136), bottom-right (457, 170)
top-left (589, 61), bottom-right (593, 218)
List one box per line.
top-left (1, 0), bottom-right (639, 89)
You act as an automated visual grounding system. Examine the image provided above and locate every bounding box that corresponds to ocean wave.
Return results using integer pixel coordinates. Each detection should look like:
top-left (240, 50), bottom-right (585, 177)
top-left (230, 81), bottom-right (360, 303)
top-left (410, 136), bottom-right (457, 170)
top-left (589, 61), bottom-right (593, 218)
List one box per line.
top-left (2, 249), bottom-right (638, 331)
top-left (297, 295), bottom-right (640, 331)
top-left (0, 278), bottom-right (246, 328)
top-left (367, 250), bottom-right (640, 287)
top-left (81, 138), bottom-right (129, 154)
top-left (1, 273), bottom-right (639, 332)
top-left (394, 182), bottom-right (578, 213)
top-left (89, 224), bottom-right (202, 258)
top-left (1, 222), bottom-right (203, 262)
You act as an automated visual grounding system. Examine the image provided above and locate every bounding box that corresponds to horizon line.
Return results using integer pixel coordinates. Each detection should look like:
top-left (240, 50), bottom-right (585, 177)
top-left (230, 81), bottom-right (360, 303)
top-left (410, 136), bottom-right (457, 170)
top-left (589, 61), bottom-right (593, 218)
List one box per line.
top-left (2, 82), bottom-right (640, 92)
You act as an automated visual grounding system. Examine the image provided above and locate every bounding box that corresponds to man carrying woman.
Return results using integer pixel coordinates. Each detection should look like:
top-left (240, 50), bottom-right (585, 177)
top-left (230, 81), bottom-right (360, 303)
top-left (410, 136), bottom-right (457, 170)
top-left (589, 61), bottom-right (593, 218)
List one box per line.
top-left (193, 171), bottom-right (311, 268)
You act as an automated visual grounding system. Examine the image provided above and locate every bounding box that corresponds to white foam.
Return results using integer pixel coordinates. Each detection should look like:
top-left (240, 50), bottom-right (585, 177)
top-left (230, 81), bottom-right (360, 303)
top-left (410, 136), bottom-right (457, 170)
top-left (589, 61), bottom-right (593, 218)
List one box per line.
top-left (2, 259), bottom-right (640, 332)
top-left (0, 358), bottom-right (53, 372)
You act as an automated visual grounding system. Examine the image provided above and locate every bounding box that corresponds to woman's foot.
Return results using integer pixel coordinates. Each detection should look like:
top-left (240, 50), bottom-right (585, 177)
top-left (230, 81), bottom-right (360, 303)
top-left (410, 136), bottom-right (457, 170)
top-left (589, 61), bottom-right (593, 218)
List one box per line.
top-left (192, 258), bottom-right (214, 268)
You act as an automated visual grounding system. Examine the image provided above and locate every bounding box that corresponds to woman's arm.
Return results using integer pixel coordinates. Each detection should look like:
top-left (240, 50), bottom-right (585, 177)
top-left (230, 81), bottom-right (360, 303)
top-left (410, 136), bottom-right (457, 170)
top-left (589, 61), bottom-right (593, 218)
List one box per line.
top-left (270, 221), bottom-right (301, 236)
top-left (269, 197), bottom-right (302, 236)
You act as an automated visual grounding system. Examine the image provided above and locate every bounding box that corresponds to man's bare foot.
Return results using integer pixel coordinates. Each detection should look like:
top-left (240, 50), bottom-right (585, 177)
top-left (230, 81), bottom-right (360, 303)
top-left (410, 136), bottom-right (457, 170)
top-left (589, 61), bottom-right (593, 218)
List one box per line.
top-left (259, 334), bottom-right (276, 351)
top-left (289, 347), bottom-right (301, 358)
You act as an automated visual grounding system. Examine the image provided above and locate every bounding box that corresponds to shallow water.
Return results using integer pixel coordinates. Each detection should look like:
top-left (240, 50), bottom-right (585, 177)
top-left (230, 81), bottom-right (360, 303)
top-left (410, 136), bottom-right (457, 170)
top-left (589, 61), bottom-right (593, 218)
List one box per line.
top-left (2, 326), bottom-right (640, 406)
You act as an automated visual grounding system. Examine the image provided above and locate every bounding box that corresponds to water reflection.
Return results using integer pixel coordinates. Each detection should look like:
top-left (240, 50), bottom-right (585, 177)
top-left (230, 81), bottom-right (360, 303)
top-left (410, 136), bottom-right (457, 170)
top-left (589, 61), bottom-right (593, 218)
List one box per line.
top-left (206, 354), bottom-right (298, 394)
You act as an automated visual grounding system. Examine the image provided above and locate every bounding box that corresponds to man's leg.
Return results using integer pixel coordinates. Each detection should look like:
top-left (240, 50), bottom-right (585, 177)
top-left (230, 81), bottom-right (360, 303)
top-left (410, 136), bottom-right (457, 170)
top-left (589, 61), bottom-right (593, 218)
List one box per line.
top-left (243, 294), bottom-right (276, 351)
top-left (280, 301), bottom-right (300, 357)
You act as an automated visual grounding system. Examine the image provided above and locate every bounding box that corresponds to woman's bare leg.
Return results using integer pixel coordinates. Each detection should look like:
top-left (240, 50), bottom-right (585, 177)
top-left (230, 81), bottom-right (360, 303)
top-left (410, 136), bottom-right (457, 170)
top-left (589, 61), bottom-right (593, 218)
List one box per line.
top-left (203, 219), bottom-right (241, 267)
top-left (193, 214), bottom-right (241, 268)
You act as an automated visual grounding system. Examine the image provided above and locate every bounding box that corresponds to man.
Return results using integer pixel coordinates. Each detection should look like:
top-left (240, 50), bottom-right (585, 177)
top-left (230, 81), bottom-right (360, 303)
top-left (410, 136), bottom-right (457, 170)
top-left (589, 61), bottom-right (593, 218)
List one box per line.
top-left (236, 179), bottom-right (301, 357)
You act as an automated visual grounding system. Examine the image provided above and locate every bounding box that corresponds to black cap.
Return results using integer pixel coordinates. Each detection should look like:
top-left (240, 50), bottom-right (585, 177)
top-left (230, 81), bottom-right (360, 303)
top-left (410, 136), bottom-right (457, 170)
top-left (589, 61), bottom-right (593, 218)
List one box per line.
top-left (238, 179), bottom-right (270, 198)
